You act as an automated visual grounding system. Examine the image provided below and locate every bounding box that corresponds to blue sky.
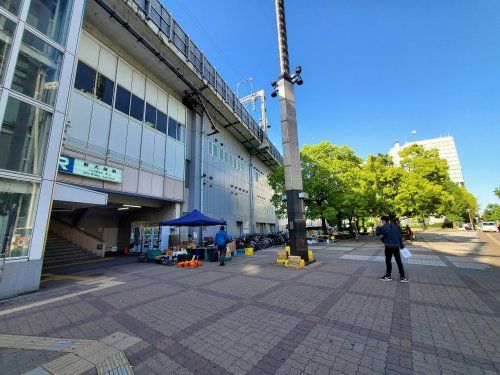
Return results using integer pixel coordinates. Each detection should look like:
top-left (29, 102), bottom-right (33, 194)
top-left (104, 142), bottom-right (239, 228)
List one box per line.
top-left (164, 0), bottom-right (500, 208)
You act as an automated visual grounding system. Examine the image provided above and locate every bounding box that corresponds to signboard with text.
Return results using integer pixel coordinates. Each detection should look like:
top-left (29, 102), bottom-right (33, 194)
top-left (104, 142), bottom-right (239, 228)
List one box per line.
top-left (58, 155), bottom-right (122, 183)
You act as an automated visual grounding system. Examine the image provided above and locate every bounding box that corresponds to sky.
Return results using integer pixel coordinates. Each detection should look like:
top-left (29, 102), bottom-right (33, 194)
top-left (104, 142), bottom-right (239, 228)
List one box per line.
top-left (163, 0), bottom-right (500, 208)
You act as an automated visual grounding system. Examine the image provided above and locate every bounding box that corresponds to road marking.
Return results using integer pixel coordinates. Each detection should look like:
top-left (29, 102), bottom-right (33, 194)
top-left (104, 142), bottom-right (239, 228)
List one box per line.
top-left (0, 277), bottom-right (124, 317)
top-left (485, 232), bottom-right (500, 247)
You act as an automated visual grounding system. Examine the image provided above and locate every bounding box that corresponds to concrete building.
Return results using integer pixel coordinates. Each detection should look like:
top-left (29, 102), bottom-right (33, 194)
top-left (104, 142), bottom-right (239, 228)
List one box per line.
top-left (0, 0), bottom-right (282, 299)
top-left (389, 136), bottom-right (465, 186)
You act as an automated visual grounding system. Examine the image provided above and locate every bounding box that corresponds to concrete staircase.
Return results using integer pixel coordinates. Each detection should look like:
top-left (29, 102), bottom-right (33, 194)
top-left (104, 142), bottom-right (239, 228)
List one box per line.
top-left (43, 233), bottom-right (100, 267)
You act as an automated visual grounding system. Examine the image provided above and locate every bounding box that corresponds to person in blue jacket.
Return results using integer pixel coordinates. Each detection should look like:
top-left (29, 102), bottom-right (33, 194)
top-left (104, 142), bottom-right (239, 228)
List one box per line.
top-left (376, 216), bottom-right (408, 282)
top-left (214, 226), bottom-right (232, 266)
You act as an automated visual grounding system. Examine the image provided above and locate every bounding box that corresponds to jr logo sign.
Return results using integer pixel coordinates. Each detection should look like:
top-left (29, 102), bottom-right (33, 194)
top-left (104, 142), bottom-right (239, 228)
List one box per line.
top-left (58, 155), bottom-right (75, 173)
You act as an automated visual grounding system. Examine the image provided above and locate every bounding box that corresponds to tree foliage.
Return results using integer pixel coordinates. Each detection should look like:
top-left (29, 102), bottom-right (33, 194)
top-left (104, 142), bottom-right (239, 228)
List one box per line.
top-left (482, 204), bottom-right (500, 222)
top-left (267, 141), bottom-right (477, 229)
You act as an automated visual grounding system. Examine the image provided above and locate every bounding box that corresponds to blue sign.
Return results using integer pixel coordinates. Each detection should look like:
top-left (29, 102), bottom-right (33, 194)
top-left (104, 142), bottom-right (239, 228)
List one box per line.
top-left (58, 155), bottom-right (75, 173)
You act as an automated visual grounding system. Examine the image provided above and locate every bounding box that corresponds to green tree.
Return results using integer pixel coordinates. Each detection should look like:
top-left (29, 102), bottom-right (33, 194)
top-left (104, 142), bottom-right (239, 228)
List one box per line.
top-left (362, 153), bottom-right (403, 217)
top-left (301, 142), bottom-right (363, 229)
top-left (495, 187), bottom-right (500, 199)
top-left (442, 183), bottom-right (478, 225)
top-left (267, 142), bottom-right (363, 232)
top-left (399, 144), bottom-right (449, 185)
top-left (483, 204), bottom-right (500, 221)
top-left (393, 172), bottom-right (451, 226)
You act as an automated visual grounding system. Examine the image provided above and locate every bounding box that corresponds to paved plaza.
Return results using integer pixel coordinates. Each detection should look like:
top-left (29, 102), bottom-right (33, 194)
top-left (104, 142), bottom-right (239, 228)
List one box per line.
top-left (0, 231), bottom-right (499, 374)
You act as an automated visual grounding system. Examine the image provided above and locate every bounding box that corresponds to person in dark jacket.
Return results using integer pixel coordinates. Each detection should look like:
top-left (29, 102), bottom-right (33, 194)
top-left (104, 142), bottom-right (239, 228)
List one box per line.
top-left (214, 226), bottom-right (232, 266)
top-left (375, 216), bottom-right (408, 282)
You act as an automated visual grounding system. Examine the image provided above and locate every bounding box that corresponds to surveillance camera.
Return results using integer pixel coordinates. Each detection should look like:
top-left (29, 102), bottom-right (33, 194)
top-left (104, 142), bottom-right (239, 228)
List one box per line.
top-left (271, 80), bottom-right (277, 87)
top-left (271, 90), bottom-right (278, 98)
top-left (296, 78), bottom-right (303, 85)
top-left (295, 66), bottom-right (302, 74)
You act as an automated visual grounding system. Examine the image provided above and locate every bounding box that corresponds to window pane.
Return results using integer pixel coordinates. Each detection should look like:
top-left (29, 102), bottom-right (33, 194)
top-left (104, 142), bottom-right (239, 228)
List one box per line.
top-left (0, 178), bottom-right (39, 258)
top-left (0, 14), bottom-right (15, 84)
top-left (168, 117), bottom-right (177, 138)
top-left (0, 0), bottom-right (21, 15)
top-left (156, 110), bottom-right (167, 134)
top-left (130, 94), bottom-right (144, 121)
top-left (27, 0), bottom-right (74, 45)
top-left (74, 61), bottom-right (95, 94)
top-left (145, 103), bottom-right (156, 127)
top-left (115, 85), bottom-right (130, 115)
top-left (95, 73), bottom-right (114, 106)
top-left (176, 123), bottom-right (184, 142)
top-left (0, 96), bottom-right (53, 175)
top-left (12, 30), bottom-right (63, 106)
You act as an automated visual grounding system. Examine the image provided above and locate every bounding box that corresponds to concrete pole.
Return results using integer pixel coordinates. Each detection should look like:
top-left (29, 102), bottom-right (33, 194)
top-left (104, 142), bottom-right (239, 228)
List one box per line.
top-left (274, 0), bottom-right (308, 259)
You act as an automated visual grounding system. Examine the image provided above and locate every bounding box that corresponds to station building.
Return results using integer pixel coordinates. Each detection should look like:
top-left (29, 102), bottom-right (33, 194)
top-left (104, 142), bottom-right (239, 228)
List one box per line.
top-left (0, 0), bottom-right (282, 299)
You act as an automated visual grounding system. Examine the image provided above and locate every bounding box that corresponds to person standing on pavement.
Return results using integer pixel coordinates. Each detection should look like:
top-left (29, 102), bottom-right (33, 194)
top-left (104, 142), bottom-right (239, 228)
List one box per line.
top-left (376, 216), bottom-right (408, 282)
top-left (214, 226), bottom-right (232, 266)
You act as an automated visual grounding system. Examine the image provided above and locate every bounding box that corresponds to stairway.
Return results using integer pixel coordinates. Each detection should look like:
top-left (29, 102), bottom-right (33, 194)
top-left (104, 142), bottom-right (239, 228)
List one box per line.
top-left (43, 232), bottom-right (100, 267)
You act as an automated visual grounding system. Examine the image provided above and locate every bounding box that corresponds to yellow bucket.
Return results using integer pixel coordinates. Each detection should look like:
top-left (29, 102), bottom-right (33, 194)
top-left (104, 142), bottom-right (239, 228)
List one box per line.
top-left (245, 248), bottom-right (254, 256)
top-left (308, 250), bottom-right (314, 261)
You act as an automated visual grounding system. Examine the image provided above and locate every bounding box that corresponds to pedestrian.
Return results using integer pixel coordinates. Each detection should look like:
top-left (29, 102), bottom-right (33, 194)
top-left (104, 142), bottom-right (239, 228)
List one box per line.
top-left (376, 216), bottom-right (408, 282)
top-left (214, 226), bottom-right (232, 266)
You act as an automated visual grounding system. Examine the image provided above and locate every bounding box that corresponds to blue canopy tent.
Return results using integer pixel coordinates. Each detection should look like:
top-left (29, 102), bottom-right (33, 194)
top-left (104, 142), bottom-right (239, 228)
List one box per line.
top-left (159, 210), bottom-right (226, 259)
top-left (159, 209), bottom-right (226, 227)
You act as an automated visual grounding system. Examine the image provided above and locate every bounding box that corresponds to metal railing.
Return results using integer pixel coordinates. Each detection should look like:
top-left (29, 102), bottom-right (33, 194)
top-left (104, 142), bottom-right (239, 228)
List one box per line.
top-left (133, 0), bottom-right (283, 165)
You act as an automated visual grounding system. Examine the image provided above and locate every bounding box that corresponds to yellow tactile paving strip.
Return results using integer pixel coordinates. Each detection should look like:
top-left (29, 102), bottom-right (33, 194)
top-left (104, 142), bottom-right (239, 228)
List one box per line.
top-left (0, 332), bottom-right (140, 375)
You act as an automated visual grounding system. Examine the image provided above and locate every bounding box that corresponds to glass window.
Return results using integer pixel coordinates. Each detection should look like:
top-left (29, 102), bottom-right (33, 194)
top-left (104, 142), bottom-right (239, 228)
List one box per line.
top-left (0, 96), bottom-right (53, 175)
top-left (176, 123), bottom-right (184, 142)
top-left (12, 30), bottom-right (63, 106)
top-left (168, 117), bottom-right (177, 139)
top-left (145, 103), bottom-right (156, 127)
top-left (156, 110), bottom-right (167, 134)
top-left (27, 0), bottom-right (74, 45)
top-left (74, 61), bottom-right (95, 95)
top-left (0, 15), bottom-right (15, 83)
top-left (115, 85), bottom-right (130, 115)
top-left (0, 0), bottom-right (21, 15)
top-left (130, 94), bottom-right (144, 121)
top-left (0, 178), bottom-right (39, 258)
top-left (95, 73), bottom-right (114, 106)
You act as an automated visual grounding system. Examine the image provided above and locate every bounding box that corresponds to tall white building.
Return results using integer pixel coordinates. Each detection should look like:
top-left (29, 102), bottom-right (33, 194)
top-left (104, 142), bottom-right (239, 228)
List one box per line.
top-left (389, 136), bottom-right (465, 186)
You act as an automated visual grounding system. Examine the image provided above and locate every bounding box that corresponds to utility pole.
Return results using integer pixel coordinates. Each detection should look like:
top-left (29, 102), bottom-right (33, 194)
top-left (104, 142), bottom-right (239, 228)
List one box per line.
top-left (272, 0), bottom-right (308, 260)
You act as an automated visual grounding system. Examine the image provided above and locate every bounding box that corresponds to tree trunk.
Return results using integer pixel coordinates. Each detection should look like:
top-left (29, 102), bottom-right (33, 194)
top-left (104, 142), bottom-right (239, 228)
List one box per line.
top-left (321, 217), bottom-right (327, 234)
top-left (337, 212), bottom-right (342, 230)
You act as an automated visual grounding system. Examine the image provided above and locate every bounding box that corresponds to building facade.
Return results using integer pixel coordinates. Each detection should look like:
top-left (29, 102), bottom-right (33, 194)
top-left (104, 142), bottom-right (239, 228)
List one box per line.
top-left (0, 0), bottom-right (282, 299)
top-left (389, 136), bottom-right (465, 186)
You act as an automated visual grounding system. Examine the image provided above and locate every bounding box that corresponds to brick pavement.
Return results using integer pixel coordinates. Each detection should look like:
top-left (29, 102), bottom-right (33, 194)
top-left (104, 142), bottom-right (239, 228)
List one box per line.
top-left (0, 231), bottom-right (499, 374)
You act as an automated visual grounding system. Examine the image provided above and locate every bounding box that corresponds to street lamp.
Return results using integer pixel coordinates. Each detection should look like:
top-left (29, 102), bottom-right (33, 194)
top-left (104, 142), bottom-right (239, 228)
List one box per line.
top-left (271, 0), bottom-right (308, 260)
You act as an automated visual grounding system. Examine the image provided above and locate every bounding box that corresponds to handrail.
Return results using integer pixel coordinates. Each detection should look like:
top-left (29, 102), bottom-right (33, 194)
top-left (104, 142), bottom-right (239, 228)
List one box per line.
top-left (130, 0), bottom-right (283, 165)
top-left (51, 217), bottom-right (103, 242)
